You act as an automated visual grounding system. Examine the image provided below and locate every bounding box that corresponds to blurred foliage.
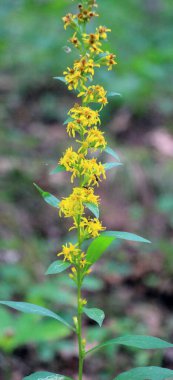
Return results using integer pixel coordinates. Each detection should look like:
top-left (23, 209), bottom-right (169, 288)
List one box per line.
top-left (0, 0), bottom-right (173, 379)
top-left (0, 0), bottom-right (173, 114)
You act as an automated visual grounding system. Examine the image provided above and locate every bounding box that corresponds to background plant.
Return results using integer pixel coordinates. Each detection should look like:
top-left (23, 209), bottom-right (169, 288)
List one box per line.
top-left (0, 0), bottom-right (173, 380)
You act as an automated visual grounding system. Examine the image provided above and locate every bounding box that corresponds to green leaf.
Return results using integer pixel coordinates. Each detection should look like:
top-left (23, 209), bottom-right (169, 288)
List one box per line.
top-left (0, 312), bottom-right (70, 352)
top-left (86, 335), bottom-right (173, 355)
top-left (83, 307), bottom-right (105, 327)
top-left (0, 301), bottom-right (74, 331)
top-left (104, 162), bottom-right (123, 171)
top-left (115, 366), bottom-right (173, 380)
top-left (86, 236), bottom-right (115, 268)
top-left (50, 165), bottom-right (66, 175)
top-left (95, 52), bottom-right (109, 61)
top-left (63, 116), bottom-right (73, 125)
top-left (45, 260), bottom-right (71, 275)
top-left (23, 372), bottom-right (73, 380)
top-left (102, 231), bottom-right (151, 243)
top-left (105, 146), bottom-right (120, 162)
top-left (84, 202), bottom-right (99, 219)
top-left (54, 76), bottom-right (66, 83)
top-left (33, 183), bottom-right (60, 208)
top-left (107, 91), bottom-right (121, 98)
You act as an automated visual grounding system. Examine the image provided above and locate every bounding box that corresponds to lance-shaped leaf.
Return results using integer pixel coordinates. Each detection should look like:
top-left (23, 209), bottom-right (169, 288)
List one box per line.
top-left (83, 307), bottom-right (105, 327)
top-left (104, 162), bottom-right (123, 171)
top-left (0, 301), bottom-right (74, 331)
top-left (63, 116), bottom-right (73, 125)
top-left (34, 183), bottom-right (60, 208)
top-left (115, 366), bottom-right (173, 380)
top-left (84, 202), bottom-right (99, 219)
top-left (54, 76), bottom-right (67, 84)
top-left (23, 372), bottom-right (73, 380)
top-left (86, 235), bottom-right (115, 268)
top-left (50, 165), bottom-right (66, 175)
top-left (102, 231), bottom-right (151, 243)
top-left (107, 91), bottom-right (121, 98)
top-left (45, 260), bottom-right (71, 275)
top-left (86, 335), bottom-right (173, 355)
top-left (95, 52), bottom-right (110, 61)
top-left (105, 146), bottom-right (121, 162)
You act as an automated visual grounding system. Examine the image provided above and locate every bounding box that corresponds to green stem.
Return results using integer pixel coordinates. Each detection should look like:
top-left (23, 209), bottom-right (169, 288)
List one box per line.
top-left (77, 266), bottom-right (84, 380)
top-left (76, 213), bottom-right (84, 380)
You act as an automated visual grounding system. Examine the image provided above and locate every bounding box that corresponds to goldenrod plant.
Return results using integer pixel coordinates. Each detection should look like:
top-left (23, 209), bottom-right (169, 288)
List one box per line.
top-left (1, 1), bottom-right (173, 380)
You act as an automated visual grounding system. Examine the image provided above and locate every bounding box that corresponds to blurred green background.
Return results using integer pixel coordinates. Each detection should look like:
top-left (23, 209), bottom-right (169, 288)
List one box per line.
top-left (0, 0), bottom-right (173, 379)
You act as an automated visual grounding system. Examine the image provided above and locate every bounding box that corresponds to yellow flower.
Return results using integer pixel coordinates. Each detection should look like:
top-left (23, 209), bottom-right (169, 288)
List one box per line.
top-left (59, 147), bottom-right (79, 172)
top-left (59, 187), bottom-right (100, 218)
top-left (71, 217), bottom-right (106, 239)
top-left (69, 33), bottom-right (81, 49)
top-left (58, 242), bottom-right (80, 262)
top-left (97, 26), bottom-right (111, 40)
top-left (78, 85), bottom-right (108, 106)
top-left (62, 13), bottom-right (76, 30)
top-left (59, 148), bottom-right (84, 182)
top-left (59, 192), bottom-right (84, 218)
top-left (78, 127), bottom-right (107, 153)
top-left (63, 57), bottom-right (100, 91)
top-left (58, 243), bottom-right (86, 269)
top-left (87, 218), bottom-right (106, 237)
top-left (77, 4), bottom-right (99, 23)
top-left (60, 154), bottom-right (105, 186)
top-left (69, 104), bottom-right (100, 128)
top-left (82, 33), bottom-right (102, 54)
top-left (81, 158), bottom-right (106, 186)
top-left (63, 66), bottom-right (82, 91)
top-left (66, 121), bottom-right (81, 137)
top-left (102, 53), bottom-right (117, 70)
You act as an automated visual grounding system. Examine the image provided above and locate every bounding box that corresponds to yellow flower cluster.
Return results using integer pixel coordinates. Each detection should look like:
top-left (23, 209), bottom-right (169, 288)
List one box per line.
top-left (77, 127), bottom-right (106, 153)
top-left (62, 13), bottom-right (77, 30)
top-left (58, 0), bottom-right (117, 275)
top-left (78, 85), bottom-right (108, 107)
top-left (63, 1), bottom-right (98, 30)
top-left (64, 57), bottom-right (100, 91)
top-left (59, 148), bottom-right (106, 185)
top-left (69, 104), bottom-right (101, 128)
top-left (67, 103), bottom-right (101, 137)
top-left (59, 187), bottom-right (99, 218)
top-left (71, 217), bottom-right (105, 238)
top-left (58, 243), bottom-right (87, 273)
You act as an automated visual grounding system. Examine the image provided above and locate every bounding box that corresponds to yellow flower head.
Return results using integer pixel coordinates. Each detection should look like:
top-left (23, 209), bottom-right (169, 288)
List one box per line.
top-left (59, 147), bottom-right (79, 172)
top-left (81, 158), bottom-right (106, 186)
top-left (69, 33), bottom-right (81, 49)
top-left (58, 242), bottom-right (80, 262)
top-left (102, 53), bottom-right (117, 70)
top-left (59, 147), bottom-right (83, 182)
top-left (78, 127), bottom-right (107, 153)
top-left (59, 187), bottom-right (100, 218)
top-left (64, 57), bottom-right (100, 91)
top-left (78, 85), bottom-right (108, 107)
top-left (58, 243), bottom-right (87, 269)
top-left (82, 32), bottom-right (102, 54)
top-left (59, 147), bottom-right (106, 184)
top-left (62, 13), bottom-right (76, 30)
top-left (97, 26), bottom-right (111, 40)
top-left (79, 217), bottom-right (106, 238)
top-left (66, 121), bottom-right (81, 138)
top-left (68, 104), bottom-right (101, 128)
top-left (77, 4), bottom-right (99, 23)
